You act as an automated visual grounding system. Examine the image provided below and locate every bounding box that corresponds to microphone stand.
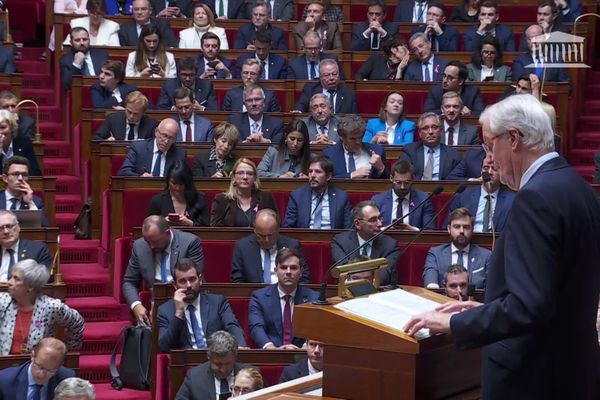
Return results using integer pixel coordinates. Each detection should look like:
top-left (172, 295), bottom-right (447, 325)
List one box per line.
top-left (482, 172), bottom-right (496, 249)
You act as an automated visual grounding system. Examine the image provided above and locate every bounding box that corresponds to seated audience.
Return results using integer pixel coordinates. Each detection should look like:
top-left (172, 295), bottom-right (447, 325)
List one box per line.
top-left (192, 122), bottom-right (240, 178)
top-left (122, 215), bottom-right (204, 325)
top-left (301, 94), bottom-right (339, 144)
top-left (234, 1), bottom-right (287, 50)
top-left (224, 59), bottom-right (282, 112)
top-left (168, 87), bottom-right (213, 142)
top-left (555, 0), bottom-right (582, 22)
top-left (0, 91), bottom-right (36, 141)
top-left (284, 155), bottom-right (352, 229)
top-left (227, 85), bottom-right (284, 143)
top-left (63, 0), bottom-right (120, 47)
top-left (498, 73), bottom-right (542, 102)
top-left (363, 92), bottom-right (415, 145)
top-left (423, 207), bottom-right (490, 289)
top-left (351, 0), bottom-right (398, 51)
top-left (93, 91), bottom-right (158, 141)
top-left (299, 0), bottom-right (343, 22)
top-left (235, 30), bottom-right (287, 79)
top-left (279, 339), bottom-right (324, 382)
top-left (446, 147), bottom-right (487, 180)
top-left (54, 377), bottom-right (95, 400)
top-left (179, 3), bottom-right (229, 49)
top-left (210, 158), bottom-right (278, 227)
top-left (411, 3), bottom-right (459, 51)
top-left (90, 60), bottom-right (138, 109)
top-left (46, 0), bottom-right (89, 58)
top-left (393, 0), bottom-right (430, 22)
top-left (0, 110), bottom-right (42, 176)
top-left (231, 368), bottom-right (264, 397)
top-left (158, 258), bottom-right (246, 352)
top-left (293, 0), bottom-right (342, 51)
top-left (118, 0), bottom-right (177, 47)
top-left (518, 1), bottom-right (571, 51)
top-left (288, 31), bottom-right (342, 80)
top-left (355, 35), bottom-right (410, 81)
top-left (258, 119), bottom-right (311, 178)
top-left (345, 255), bottom-right (375, 282)
top-left (0, 260), bottom-right (85, 354)
top-left (60, 27), bottom-right (109, 90)
top-left (467, 36), bottom-right (512, 82)
top-left (248, 248), bottom-right (318, 348)
top-left (403, 32), bottom-right (448, 81)
top-left (204, 0), bottom-right (246, 19)
top-left (246, 0), bottom-right (294, 20)
top-left (440, 91), bottom-right (480, 146)
top-left (231, 208), bottom-right (309, 283)
top-left (196, 32), bottom-right (233, 79)
top-left (148, 161), bottom-right (209, 226)
top-left (126, 24), bottom-right (176, 78)
top-left (449, 0), bottom-right (479, 23)
top-left (443, 264), bottom-right (470, 301)
top-left (150, 0), bottom-right (193, 17)
top-left (461, 0), bottom-right (515, 52)
top-left (323, 114), bottom-right (388, 179)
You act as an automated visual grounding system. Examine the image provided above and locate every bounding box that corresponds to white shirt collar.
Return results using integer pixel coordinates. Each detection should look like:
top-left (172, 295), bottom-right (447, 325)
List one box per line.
top-left (519, 152), bottom-right (559, 189)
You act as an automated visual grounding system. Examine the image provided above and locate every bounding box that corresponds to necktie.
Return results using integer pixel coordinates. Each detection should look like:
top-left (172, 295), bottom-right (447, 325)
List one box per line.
top-left (423, 148), bottom-right (434, 180)
top-left (535, 55), bottom-right (543, 78)
top-left (457, 250), bottom-right (464, 267)
top-left (160, 251), bottom-right (168, 282)
top-left (127, 123), bottom-right (136, 141)
top-left (218, 0), bottom-right (224, 17)
top-left (319, 125), bottom-right (327, 136)
top-left (81, 59), bottom-right (90, 76)
top-left (187, 304), bottom-right (207, 349)
top-left (31, 384), bottom-right (43, 400)
top-left (396, 197), bottom-right (404, 222)
top-left (251, 122), bottom-right (260, 133)
top-left (417, 3), bottom-right (425, 22)
top-left (282, 294), bottom-right (292, 344)
top-left (371, 32), bottom-right (380, 50)
top-left (347, 151), bottom-right (356, 174)
top-left (309, 61), bottom-right (317, 80)
top-left (261, 61), bottom-right (266, 80)
top-left (482, 194), bottom-right (491, 233)
top-left (9, 198), bottom-right (18, 210)
top-left (220, 378), bottom-right (230, 395)
top-left (263, 248), bottom-right (271, 283)
top-left (152, 150), bottom-right (163, 177)
top-left (361, 243), bottom-right (370, 256)
top-left (328, 90), bottom-right (337, 113)
top-left (312, 194), bottom-right (323, 228)
top-left (423, 61), bottom-right (431, 81)
top-left (447, 126), bottom-right (454, 146)
top-left (184, 120), bottom-right (192, 142)
top-left (6, 248), bottom-right (15, 280)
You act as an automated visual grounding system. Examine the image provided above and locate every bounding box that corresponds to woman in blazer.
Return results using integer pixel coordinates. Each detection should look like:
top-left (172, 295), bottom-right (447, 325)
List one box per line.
top-left (467, 36), bottom-right (512, 82)
top-left (192, 122), bottom-right (240, 178)
top-left (179, 3), bottom-right (229, 50)
top-left (257, 119), bottom-right (311, 178)
top-left (355, 35), bottom-right (410, 81)
top-left (126, 25), bottom-right (176, 78)
top-left (363, 92), bottom-right (415, 145)
top-left (63, 0), bottom-right (120, 47)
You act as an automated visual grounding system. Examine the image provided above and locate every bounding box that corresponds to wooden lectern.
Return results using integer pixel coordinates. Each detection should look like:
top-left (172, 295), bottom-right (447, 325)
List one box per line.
top-left (294, 286), bottom-right (481, 400)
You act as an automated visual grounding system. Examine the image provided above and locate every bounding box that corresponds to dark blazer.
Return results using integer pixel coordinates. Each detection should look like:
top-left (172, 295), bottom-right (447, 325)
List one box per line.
top-left (512, 53), bottom-right (570, 82)
top-left (294, 82), bottom-right (357, 113)
top-left (286, 53), bottom-right (341, 80)
top-left (59, 48), bottom-right (109, 90)
top-left (92, 112), bottom-right (159, 141)
top-left (400, 142), bottom-right (462, 180)
top-left (16, 114), bottom-right (35, 141)
top-left (202, 0), bottom-right (245, 19)
top-left (147, 190), bottom-right (209, 226)
top-left (169, 114), bottom-right (214, 142)
top-left (283, 185), bottom-right (352, 229)
top-left (157, 293), bottom-right (246, 352)
top-left (235, 52), bottom-right (287, 79)
top-left (292, 21), bottom-right (342, 51)
top-left (0, 45), bottom-right (14, 74)
top-left (403, 56), bottom-right (448, 81)
top-left (191, 151), bottom-right (238, 178)
top-left (450, 157), bottom-right (600, 400)
top-left (446, 148), bottom-right (486, 180)
top-left (175, 362), bottom-right (249, 400)
top-left (331, 229), bottom-right (399, 285)
top-left (393, 0), bottom-right (425, 22)
top-left (226, 113), bottom-right (283, 143)
top-left (195, 55), bottom-right (234, 79)
top-left (117, 138), bottom-right (187, 176)
top-left (412, 24), bottom-right (460, 51)
top-left (17, 239), bottom-right (53, 269)
top-left (301, 115), bottom-right (340, 142)
top-left (442, 122), bottom-right (480, 146)
top-left (118, 17), bottom-right (178, 47)
top-left (245, 0), bottom-right (295, 20)
top-left (371, 188), bottom-right (436, 229)
top-left (355, 54), bottom-right (395, 80)
top-left (0, 191), bottom-right (50, 228)
top-left (150, 0), bottom-right (193, 17)
top-left (11, 135), bottom-right (42, 176)
top-left (156, 77), bottom-right (218, 111)
top-left (424, 84), bottom-right (485, 115)
top-left (448, 185), bottom-right (515, 232)
top-left (248, 284), bottom-right (319, 348)
top-left (222, 85), bottom-right (281, 112)
top-left (423, 242), bottom-right (491, 288)
top-left (280, 359), bottom-right (310, 383)
top-left (90, 82), bottom-right (138, 109)
top-left (231, 234), bottom-right (310, 283)
top-left (210, 190), bottom-right (278, 227)
top-left (233, 23), bottom-right (288, 50)
top-left (467, 63), bottom-right (512, 82)
top-left (351, 21), bottom-right (399, 51)
top-left (0, 361), bottom-right (75, 400)
top-left (462, 24), bottom-right (515, 52)
top-left (323, 141), bottom-right (389, 179)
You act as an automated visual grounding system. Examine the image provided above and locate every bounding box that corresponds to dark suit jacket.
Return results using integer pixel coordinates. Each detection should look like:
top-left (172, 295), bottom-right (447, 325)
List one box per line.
top-left (283, 185), bottom-right (352, 229)
top-left (59, 48), bottom-right (109, 90)
top-left (393, 0), bottom-right (424, 22)
top-left (450, 157), bottom-right (600, 399)
top-left (462, 24), bottom-right (515, 52)
top-left (423, 242), bottom-right (491, 288)
top-left (286, 53), bottom-right (341, 80)
top-left (118, 17), bottom-right (177, 47)
top-left (202, 0), bottom-right (245, 19)
top-left (292, 21), bottom-right (342, 51)
top-left (411, 24), bottom-right (460, 51)
top-left (424, 84), bottom-right (485, 115)
top-left (117, 138), bottom-right (187, 176)
top-left (223, 85), bottom-right (281, 112)
top-left (446, 148), bottom-right (486, 180)
top-left (323, 141), bottom-right (389, 179)
top-left (90, 82), bottom-right (138, 109)
top-left (0, 361), bottom-right (75, 400)
top-left (512, 53), bottom-right (570, 82)
top-left (294, 82), bottom-right (357, 113)
top-left (234, 52), bottom-right (287, 79)
top-left (11, 135), bottom-right (42, 176)
top-left (195, 55), bottom-right (234, 79)
top-left (156, 77), bottom-right (218, 111)
top-left (17, 114), bottom-right (35, 141)
top-left (245, 0), bottom-right (295, 20)
top-left (92, 112), bottom-right (159, 141)
top-left (0, 45), bottom-right (14, 74)
top-left (351, 21), bottom-right (399, 51)
top-left (17, 239), bottom-right (53, 269)
top-left (175, 362), bottom-right (249, 400)
top-left (231, 234), bottom-right (310, 283)
top-left (169, 114), bottom-right (214, 142)
top-left (157, 293), bottom-right (246, 352)
top-left (448, 186), bottom-right (515, 232)
top-left (233, 24), bottom-right (288, 50)
top-left (355, 54), bottom-right (394, 80)
top-left (150, 0), bottom-right (193, 17)
top-left (371, 188), bottom-right (435, 228)
top-left (442, 122), bottom-right (480, 145)
top-left (400, 142), bottom-right (462, 180)
top-left (280, 359), bottom-right (310, 383)
top-left (191, 151), bottom-right (238, 178)
top-left (248, 284), bottom-right (319, 347)
top-left (147, 190), bottom-right (209, 226)
top-left (211, 190), bottom-right (278, 227)
top-left (0, 191), bottom-right (50, 228)
top-left (403, 56), bottom-right (448, 81)
top-left (226, 113), bottom-right (283, 143)
top-left (331, 230), bottom-right (399, 285)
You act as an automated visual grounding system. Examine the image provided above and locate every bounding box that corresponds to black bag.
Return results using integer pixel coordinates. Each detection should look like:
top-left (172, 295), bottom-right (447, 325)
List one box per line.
top-left (73, 200), bottom-right (92, 240)
top-left (110, 324), bottom-right (152, 391)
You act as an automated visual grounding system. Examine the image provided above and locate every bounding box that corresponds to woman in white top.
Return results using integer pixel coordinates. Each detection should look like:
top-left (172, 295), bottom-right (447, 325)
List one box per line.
top-left (63, 0), bottom-right (120, 47)
top-left (466, 36), bottom-right (512, 82)
top-left (46, 0), bottom-right (88, 56)
top-left (179, 3), bottom-right (229, 50)
top-left (126, 24), bottom-right (177, 78)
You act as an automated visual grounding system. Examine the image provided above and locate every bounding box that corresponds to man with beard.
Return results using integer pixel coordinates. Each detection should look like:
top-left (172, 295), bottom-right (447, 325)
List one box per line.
top-left (196, 32), bottom-right (233, 80)
top-left (60, 27), bottom-right (109, 90)
top-left (423, 207), bottom-right (490, 289)
top-left (440, 91), bottom-right (480, 146)
top-left (443, 264), bottom-right (470, 301)
top-left (157, 258), bottom-right (246, 352)
top-left (223, 59), bottom-right (281, 112)
top-left (301, 94), bottom-right (339, 144)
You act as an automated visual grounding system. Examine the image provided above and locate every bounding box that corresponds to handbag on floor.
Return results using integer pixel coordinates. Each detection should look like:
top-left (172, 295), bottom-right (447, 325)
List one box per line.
top-left (73, 199), bottom-right (92, 240)
top-left (109, 324), bottom-right (152, 391)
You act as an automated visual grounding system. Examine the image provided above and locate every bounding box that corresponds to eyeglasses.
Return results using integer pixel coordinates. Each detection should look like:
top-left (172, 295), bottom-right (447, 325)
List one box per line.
top-left (231, 386), bottom-right (252, 396)
top-left (358, 216), bottom-right (382, 224)
top-left (7, 172), bottom-right (29, 179)
top-left (32, 359), bottom-right (59, 374)
top-left (441, 73), bottom-right (458, 81)
top-left (321, 71), bottom-right (339, 78)
top-left (481, 50), bottom-right (497, 55)
top-left (482, 130), bottom-right (524, 155)
top-left (0, 223), bottom-right (18, 231)
top-left (156, 131), bottom-right (177, 143)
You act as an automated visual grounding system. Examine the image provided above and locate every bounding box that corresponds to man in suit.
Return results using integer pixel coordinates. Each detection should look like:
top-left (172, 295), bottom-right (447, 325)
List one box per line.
top-left (411, 3), bottom-right (459, 51)
top-left (405, 94), bottom-right (600, 400)
top-left (158, 258), bottom-right (246, 352)
top-left (0, 109), bottom-right (42, 176)
top-left (556, 0), bottom-right (582, 23)
top-left (351, 0), bottom-right (398, 51)
top-left (90, 60), bottom-right (138, 109)
top-left (157, 56), bottom-right (218, 111)
top-left (231, 208), bottom-right (310, 283)
top-left (245, 0), bottom-right (294, 20)
top-left (226, 84), bottom-right (283, 143)
top-left (118, 118), bottom-right (185, 176)
top-left (203, 0), bottom-right (245, 19)
top-left (403, 32), bottom-right (448, 81)
top-left (446, 147), bottom-right (486, 180)
top-left (424, 61), bottom-right (485, 116)
top-left (0, 90), bottom-right (36, 141)
top-left (294, 59), bottom-right (357, 113)
top-left (443, 264), bottom-right (469, 301)
top-left (279, 339), bottom-right (324, 382)
top-left (284, 155), bottom-right (352, 229)
top-left (235, 30), bottom-right (287, 79)
top-left (196, 32), bottom-right (234, 79)
top-left (331, 201), bottom-right (399, 285)
top-left (169, 87), bottom-right (213, 142)
top-left (323, 114), bottom-right (388, 179)
top-left (150, 0), bottom-right (193, 17)
top-left (0, 338), bottom-right (75, 400)
top-left (234, 1), bottom-right (287, 50)
top-left (122, 215), bottom-right (204, 325)
top-left (292, 0), bottom-right (343, 51)
top-left (301, 93), bottom-right (339, 144)
top-left (394, 0), bottom-right (429, 23)
top-left (118, 0), bottom-right (177, 47)
top-left (371, 159), bottom-right (435, 229)
top-left (517, 1), bottom-right (570, 51)
top-left (59, 27), bottom-right (109, 90)
top-left (462, 0), bottom-right (515, 52)
top-left (93, 91), bottom-right (158, 141)
top-left (248, 247), bottom-right (319, 349)
top-left (287, 31), bottom-right (342, 80)
top-left (0, 43), bottom-right (14, 74)
top-left (175, 331), bottom-right (250, 400)
top-left (401, 112), bottom-right (462, 180)
top-left (440, 91), bottom-right (480, 145)
top-left (223, 59), bottom-right (281, 112)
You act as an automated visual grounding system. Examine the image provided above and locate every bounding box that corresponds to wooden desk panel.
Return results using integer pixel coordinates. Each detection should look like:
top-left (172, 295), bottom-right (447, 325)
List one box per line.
top-left (0, 178), bottom-right (56, 226)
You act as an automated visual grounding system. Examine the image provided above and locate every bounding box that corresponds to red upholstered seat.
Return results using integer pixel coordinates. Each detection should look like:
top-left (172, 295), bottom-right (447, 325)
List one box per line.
top-left (228, 297), bottom-right (254, 348)
top-left (397, 243), bottom-right (429, 286)
top-left (121, 189), bottom-right (160, 236)
top-left (203, 241), bottom-right (235, 283)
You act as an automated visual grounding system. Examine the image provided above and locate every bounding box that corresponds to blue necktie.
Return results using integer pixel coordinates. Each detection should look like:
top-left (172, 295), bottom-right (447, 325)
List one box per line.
top-left (152, 150), bottom-right (163, 177)
top-left (31, 384), bottom-right (43, 400)
top-left (457, 250), bottom-right (464, 267)
top-left (81, 59), bottom-right (90, 76)
top-left (6, 249), bottom-right (14, 280)
top-left (160, 251), bottom-right (168, 282)
top-left (347, 152), bottom-right (356, 174)
top-left (261, 61), bottom-right (266, 80)
top-left (423, 61), bottom-right (431, 81)
top-left (263, 249), bottom-right (271, 283)
top-left (9, 198), bottom-right (18, 210)
top-left (535, 56), bottom-right (543, 78)
top-left (220, 378), bottom-right (230, 395)
top-left (187, 304), bottom-right (207, 349)
top-left (309, 61), bottom-right (317, 79)
top-left (312, 194), bottom-right (323, 228)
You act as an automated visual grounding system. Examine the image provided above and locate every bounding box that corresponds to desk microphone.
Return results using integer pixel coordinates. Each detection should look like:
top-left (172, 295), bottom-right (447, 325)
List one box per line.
top-left (481, 171), bottom-right (496, 248)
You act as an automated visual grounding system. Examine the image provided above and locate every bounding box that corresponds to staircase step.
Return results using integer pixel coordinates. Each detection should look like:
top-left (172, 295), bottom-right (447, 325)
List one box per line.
top-left (585, 85), bottom-right (600, 100)
top-left (67, 296), bottom-right (130, 322)
top-left (93, 383), bottom-right (151, 400)
top-left (566, 149), bottom-right (596, 166)
top-left (38, 121), bottom-right (65, 140)
top-left (82, 321), bottom-right (132, 355)
top-left (56, 194), bottom-right (82, 214)
top-left (56, 212), bottom-right (80, 233)
top-left (574, 132), bottom-right (600, 148)
top-left (582, 100), bottom-right (600, 116)
top-left (577, 116), bottom-right (600, 132)
top-left (20, 88), bottom-right (55, 106)
top-left (15, 60), bottom-right (49, 75)
top-left (43, 140), bottom-right (72, 158)
top-left (22, 74), bottom-right (56, 93)
top-left (56, 175), bottom-right (82, 195)
top-left (573, 165), bottom-right (595, 183)
top-left (44, 158), bottom-right (74, 176)
top-left (79, 354), bottom-right (121, 383)
top-left (61, 263), bottom-right (108, 296)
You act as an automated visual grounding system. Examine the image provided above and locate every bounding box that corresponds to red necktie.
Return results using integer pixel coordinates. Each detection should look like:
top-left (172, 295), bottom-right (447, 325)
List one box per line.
top-left (184, 120), bottom-right (192, 142)
top-left (447, 126), bottom-right (454, 146)
top-left (282, 294), bottom-right (292, 345)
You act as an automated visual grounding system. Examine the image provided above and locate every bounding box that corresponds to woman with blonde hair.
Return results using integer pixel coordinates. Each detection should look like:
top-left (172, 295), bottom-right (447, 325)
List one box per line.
top-left (363, 92), bottom-right (415, 145)
top-left (179, 3), bottom-right (229, 49)
top-left (231, 368), bottom-right (264, 397)
top-left (126, 25), bottom-right (176, 78)
top-left (192, 122), bottom-right (240, 178)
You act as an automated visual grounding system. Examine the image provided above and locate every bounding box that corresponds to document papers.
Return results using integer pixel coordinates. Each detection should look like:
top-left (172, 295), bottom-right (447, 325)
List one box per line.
top-left (334, 289), bottom-right (440, 339)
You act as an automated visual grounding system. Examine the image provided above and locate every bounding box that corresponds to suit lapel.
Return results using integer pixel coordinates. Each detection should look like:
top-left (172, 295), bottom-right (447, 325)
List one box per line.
top-left (200, 293), bottom-right (209, 335)
top-left (0, 191), bottom-right (5, 209)
top-left (268, 285), bottom-right (283, 337)
top-left (327, 187), bottom-right (337, 226)
top-left (169, 231), bottom-right (180, 274)
top-left (251, 236), bottom-right (263, 282)
top-left (300, 186), bottom-right (312, 227)
top-left (144, 139), bottom-right (154, 172)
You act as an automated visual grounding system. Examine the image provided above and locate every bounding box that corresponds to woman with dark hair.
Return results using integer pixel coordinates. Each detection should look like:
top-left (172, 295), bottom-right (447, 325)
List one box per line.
top-left (449, 0), bottom-right (480, 23)
top-left (362, 92), bottom-right (415, 145)
top-left (63, 0), bottom-right (120, 46)
top-left (257, 119), bottom-right (311, 178)
top-left (192, 122), bottom-right (240, 178)
top-left (147, 161), bottom-right (209, 226)
top-left (125, 24), bottom-right (176, 78)
top-left (355, 35), bottom-right (410, 80)
top-left (179, 3), bottom-right (229, 49)
top-left (467, 36), bottom-right (512, 82)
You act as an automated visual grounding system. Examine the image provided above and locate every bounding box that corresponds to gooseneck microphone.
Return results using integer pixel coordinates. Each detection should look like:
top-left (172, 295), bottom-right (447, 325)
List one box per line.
top-left (481, 171), bottom-right (496, 248)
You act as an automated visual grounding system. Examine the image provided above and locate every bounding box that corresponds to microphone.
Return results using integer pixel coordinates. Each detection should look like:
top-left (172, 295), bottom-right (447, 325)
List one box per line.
top-left (314, 185), bottom-right (443, 304)
top-left (481, 171), bottom-right (496, 248)
top-left (482, 171), bottom-right (491, 192)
